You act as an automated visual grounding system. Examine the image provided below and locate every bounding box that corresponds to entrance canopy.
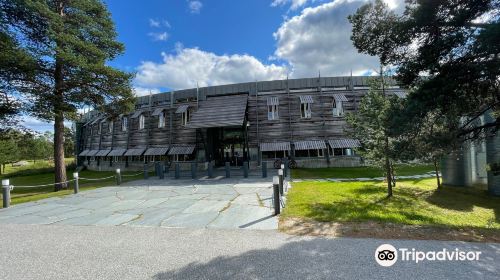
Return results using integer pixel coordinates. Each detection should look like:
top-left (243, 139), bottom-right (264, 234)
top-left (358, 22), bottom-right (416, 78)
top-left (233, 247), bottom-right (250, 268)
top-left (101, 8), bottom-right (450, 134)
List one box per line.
top-left (328, 139), bottom-right (361, 149)
top-left (260, 142), bottom-right (290, 152)
top-left (168, 145), bottom-right (195, 155)
top-left (186, 94), bottom-right (248, 129)
top-left (294, 140), bottom-right (327, 150)
top-left (144, 147), bottom-right (169, 156)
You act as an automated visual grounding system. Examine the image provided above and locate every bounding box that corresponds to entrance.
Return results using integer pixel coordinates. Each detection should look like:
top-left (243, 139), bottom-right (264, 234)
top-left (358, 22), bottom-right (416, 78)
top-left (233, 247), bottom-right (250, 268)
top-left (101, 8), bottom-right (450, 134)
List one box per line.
top-left (206, 127), bottom-right (247, 166)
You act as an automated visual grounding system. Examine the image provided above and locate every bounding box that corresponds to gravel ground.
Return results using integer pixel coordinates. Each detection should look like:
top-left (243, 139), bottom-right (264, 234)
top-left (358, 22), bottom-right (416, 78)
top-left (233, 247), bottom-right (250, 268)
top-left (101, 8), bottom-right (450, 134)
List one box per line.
top-left (0, 224), bottom-right (498, 280)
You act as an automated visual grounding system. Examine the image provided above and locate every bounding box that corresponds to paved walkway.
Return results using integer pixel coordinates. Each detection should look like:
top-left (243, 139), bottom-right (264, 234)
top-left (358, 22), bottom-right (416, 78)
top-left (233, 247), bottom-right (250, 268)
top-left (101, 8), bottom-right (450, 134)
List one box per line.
top-left (1, 224), bottom-right (498, 280)
top-left (0, 177), bottom-right (277, 230)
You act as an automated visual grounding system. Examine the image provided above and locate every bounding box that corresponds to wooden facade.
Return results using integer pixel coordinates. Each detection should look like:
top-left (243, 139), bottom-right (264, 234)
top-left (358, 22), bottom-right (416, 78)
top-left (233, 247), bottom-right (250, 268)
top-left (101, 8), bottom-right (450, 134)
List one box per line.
top-left (77, 76), bottom-right (405, 170)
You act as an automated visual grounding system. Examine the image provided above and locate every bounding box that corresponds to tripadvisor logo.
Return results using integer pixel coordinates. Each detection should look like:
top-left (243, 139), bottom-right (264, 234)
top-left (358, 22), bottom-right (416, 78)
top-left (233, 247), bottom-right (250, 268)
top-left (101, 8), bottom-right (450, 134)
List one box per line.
top-left (375, 244), bottom-right (482, 267)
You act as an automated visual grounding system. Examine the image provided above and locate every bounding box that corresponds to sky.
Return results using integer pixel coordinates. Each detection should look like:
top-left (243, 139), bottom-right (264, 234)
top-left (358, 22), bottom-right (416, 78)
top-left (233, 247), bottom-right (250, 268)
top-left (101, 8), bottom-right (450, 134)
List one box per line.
top-left (23, 0), bottom-right (404, 132)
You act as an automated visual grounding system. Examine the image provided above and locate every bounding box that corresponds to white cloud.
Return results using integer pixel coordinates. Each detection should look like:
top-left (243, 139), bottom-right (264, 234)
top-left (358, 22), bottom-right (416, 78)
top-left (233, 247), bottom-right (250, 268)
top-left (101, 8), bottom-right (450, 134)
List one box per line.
top-left (149, 18), bottom-right (160, 28)
top-left (273, 0), bottom-right (385, 78)
top-left (20, 115), bottom-right (72, 133)
top-left (271, 0), bottom-right (310, 11)
top-left (148, 32), bottom-right (168, 41)
top-left (133, 87), bottom-right (161, 97)
top-left (135, 45), bottom-right (288, 90)
top-left (188, 1), bottom-right (203, 14)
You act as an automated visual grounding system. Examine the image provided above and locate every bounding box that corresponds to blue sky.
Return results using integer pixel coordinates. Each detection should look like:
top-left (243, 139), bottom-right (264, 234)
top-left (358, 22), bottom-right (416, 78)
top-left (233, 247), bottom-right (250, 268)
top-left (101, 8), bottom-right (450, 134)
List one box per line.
top-left (24, 0), bottom-right (402, 132)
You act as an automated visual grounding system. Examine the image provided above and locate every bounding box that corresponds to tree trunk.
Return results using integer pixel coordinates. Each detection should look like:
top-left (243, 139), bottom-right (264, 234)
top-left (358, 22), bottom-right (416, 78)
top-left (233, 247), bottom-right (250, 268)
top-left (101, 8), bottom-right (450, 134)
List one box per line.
top-left (385, 137), bottom-right (393, 197)
top-left (53, 0), bottom-right (67, 192)
top-left (434, 157), bottom-right (441, 189)
top-left (0, 163), bottom-right (3, 175)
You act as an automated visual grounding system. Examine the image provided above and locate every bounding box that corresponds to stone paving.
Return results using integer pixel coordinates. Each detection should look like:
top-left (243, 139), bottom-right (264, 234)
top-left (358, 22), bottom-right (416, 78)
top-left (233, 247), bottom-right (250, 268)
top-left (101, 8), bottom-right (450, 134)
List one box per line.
top-left (0, 177), bottom-right (278, 230)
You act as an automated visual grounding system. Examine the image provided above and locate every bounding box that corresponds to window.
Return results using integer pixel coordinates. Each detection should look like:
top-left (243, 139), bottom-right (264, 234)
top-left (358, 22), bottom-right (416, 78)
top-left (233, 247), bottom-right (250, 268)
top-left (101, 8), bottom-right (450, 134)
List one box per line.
top-left (182, 110), bottom-right (191, 126)
top-left (98, 122), bottom-right (103, 134)
top-left (139, 114), bottom-right (145, 130)
top-left (158, 111), bottom-right (166, 128)
top-left (267, 104), bottom-right (279, 120)
top-left (300, 103), bottom-right (312, 118)
top-left (121, 117), bottom-right (128, 131)
top-left (332, 99), bottom-right (343, 116)
top-left (108, 121), bottom-right (113, 133)
top-left (330, 147), bottom-right (354, 156)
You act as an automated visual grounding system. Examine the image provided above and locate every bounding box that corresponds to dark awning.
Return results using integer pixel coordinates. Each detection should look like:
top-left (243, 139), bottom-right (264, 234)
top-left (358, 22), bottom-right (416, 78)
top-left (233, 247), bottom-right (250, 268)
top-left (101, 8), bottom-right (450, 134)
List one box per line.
top-left (130, 110), bottom-right (143, 119)
top-left (294, 140), bottom-right (327, 150)
top-left (299, 95), bottom-right (314, 103)
top-left (328, 139), bottom-right (361, 149)
top-left (168, 145), bottom-right (195, 155)
top-left (107, 149), bottom-right (127, 156)
top-left (260, 142), bottom-right (290, 152)
top-left (332, 94), bottom-right (348, 102)
top-left (186, 94), bottom-right (248, 129)
top-left (95, 149), bottom-right (111, 157)
top-left (86, 150), bottom-right (99, 156)
top-left (175, 104), bottom-right (189, 114)
top-left (124, 148), bottom-right (146, 156)
top-left (151, 107), bottom-right (167, 116)
top-left (144, 147), bottom-right (170, 156)
top-left (78, 149), bottom-right (90, 156)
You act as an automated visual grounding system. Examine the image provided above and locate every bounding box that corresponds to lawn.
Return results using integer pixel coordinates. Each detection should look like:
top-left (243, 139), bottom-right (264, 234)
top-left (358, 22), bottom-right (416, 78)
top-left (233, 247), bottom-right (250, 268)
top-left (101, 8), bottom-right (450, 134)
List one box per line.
top-left (282, 178), bottom-right (500, 230)
top-left (291, 164), bottom-right (434, 179)
top-left (1, 159), bottom-right (143, 205)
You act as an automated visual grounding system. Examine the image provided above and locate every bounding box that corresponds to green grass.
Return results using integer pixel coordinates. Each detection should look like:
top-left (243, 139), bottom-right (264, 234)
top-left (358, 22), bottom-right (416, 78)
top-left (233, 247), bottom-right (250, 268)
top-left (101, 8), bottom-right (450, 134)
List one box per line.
top-left (291, 164), bottom-right (434, 179)
top-left (1, 159), bottom-right (143, 205)
top-left (1, 158), bottom-right (76, 177)
top-left (282, 178), bottom-right (500, 229)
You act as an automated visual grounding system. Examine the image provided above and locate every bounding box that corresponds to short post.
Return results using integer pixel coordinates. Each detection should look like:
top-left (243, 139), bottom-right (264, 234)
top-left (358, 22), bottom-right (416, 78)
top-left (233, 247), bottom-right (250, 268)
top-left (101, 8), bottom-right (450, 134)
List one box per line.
top-left (281, 163), bottom-right (286, 178)
top-left (225, 162), bottom-right (230, 178)
top-left (154, 162), bottom-right (160, 177)
top-left (278, 169), bottom-right (284, 196)
top-left (73, 172), bottom-right (79, 194)
top-left (143, 164), bottom-right (149, 180)
top-left (116, 169), bottom-right (121, 185)
top-left (208, 161), bottom-right (213, 178)
top-left (175, 163), bottom-right (180, 179)
top-left (2, 179), bottom-right (11, 208)
top-left (284, 158), bottom-right (289, 177)
top-left (191, 162), bottom-right (197, 179)
top-left (273, 176), bottom-right (280, 215)
top-left (243, 161), bottom-right (249, 178)
top-left (262, 161), bottom-right (267, 178)
top-left (159, 163), bottom-right (165, 179)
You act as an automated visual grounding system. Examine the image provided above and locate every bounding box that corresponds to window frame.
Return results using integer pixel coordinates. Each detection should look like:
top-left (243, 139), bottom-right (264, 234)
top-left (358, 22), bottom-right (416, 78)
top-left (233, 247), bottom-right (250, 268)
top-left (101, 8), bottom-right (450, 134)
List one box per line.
top-left (182, 110), bottom-right (191, 126)
top-left (333, 99), bottom-right (344, 117)
top-left (267, 104), bottom-right (279, 120)
top-left (108, 121), bottom-right (113, 134)
top-left (300, 102), bottom-right (312, 119)
top-left (158, 111), bottom-right (166, 128)
top-left (121, 117), bottom-right (128, 132)
top-left (139, 114), bottom-right (145, 130)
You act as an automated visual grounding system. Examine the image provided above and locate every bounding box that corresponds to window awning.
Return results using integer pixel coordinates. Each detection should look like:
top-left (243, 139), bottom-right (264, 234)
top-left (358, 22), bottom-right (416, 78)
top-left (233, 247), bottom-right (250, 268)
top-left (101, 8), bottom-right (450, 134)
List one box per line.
top-left (151, 107), bottom-right (167, 116)
top-left (144, 147), bottom-right (170, 156)
top-left (393, 90), bottom-right (408, 98)
top-left (332, 94), bottom-right (348, 102)
top-left (328, 139), bottom-right (361, 149)
top-left (95, 149), bottom-right (111, 157)
top-left (294, 140), bottom-right (327, 150)
top-left (124, 148), bottom-right (146, 156)
top-left (186, 94), bottom-right (248, 129)
top-left (107, 149), bottom-right (127, 156)
top-left (175, 104), bottom-right (189, 114)
top-left (267, 96), bottom-right (279, 106)
top-left (299, 95), bottom-right (314, 103)
top-left (260, 142), bottom-right (290, 152)
top-left (130, 110), bottom-right (143, 119)
top-left (86, 150), bottom-right (99, 156)
top-left (78, 149), bottom-right (90, 156)
top-left (168, 145), bottom-right (195, 155)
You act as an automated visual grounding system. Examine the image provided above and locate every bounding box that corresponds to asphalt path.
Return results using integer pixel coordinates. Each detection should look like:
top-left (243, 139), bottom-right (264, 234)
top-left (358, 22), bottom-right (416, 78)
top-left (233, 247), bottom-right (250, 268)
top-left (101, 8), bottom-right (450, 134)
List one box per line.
top-left (0, 224), bottom-right (498, 279)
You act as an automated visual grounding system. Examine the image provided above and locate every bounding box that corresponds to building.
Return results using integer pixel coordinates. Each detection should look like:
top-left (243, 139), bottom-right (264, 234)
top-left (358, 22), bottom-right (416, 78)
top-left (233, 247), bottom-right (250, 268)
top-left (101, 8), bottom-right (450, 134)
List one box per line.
top-left (441, 111), bottom-right (500, 196)
top-left (76, 76), bottom-right (406, 171)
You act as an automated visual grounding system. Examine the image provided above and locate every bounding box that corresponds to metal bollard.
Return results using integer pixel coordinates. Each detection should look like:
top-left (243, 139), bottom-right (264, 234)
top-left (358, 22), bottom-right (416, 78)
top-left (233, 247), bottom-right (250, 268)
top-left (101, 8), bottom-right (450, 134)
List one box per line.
top-left (262, 161), bottom-right (267, 178)
top-left (159, 163), bottom-right (165, 179)
top-left (144, 164), bottom-right (149, 179)
top-left (243, 161), bottom-right (249, 178)
top-left (225, 162), bottom-right (230, 178)
top-left (73, 172), bottom-right (79, 194)
top-left (273, 176), bottom-right (280, 215)
top-left (154, 162), bottom-right (160, 177)
top-left (116, 169), bottom-right (122, 185)
top-left (284, 159), bottom-right (289, 177)
top-left (175, 163), bottom-right (180, 179)
top-left (278, 169), bottom-right (284, 195)
top-left (2, 179), bottom-right (11, 208)
top-left (191, 162), bottom-right (197, 179)
top-left (208, 161), bottom-right (213, 178)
